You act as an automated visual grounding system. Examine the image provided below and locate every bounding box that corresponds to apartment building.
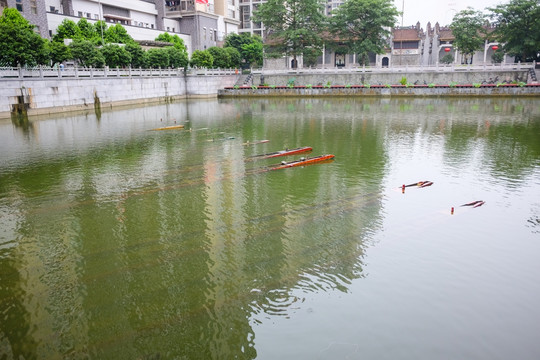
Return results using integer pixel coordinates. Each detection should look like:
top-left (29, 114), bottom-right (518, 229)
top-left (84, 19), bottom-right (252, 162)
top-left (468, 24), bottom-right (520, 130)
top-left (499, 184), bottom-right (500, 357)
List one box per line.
top-left (238, 0), bottom-right (265, 38)
top-left (1, 0), bottom-right (240, 53)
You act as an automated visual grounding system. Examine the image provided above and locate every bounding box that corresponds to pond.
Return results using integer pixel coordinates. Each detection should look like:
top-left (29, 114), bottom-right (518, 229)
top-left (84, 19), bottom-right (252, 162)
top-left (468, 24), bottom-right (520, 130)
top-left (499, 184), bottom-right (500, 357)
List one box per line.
top-left (1, 97), bottom-right (539, 359)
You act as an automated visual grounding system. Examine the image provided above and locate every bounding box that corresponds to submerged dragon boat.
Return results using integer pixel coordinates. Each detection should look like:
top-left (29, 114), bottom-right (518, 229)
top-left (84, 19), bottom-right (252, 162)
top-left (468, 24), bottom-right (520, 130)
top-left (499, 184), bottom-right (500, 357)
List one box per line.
top-left (243, 139), bottom-right (270, 146)
top-left (269, 154), bottom-right (335, 170)
top-left (150, 124), bottom-right (185, 131)
top-left (250, 146), bottom-right (313, 159)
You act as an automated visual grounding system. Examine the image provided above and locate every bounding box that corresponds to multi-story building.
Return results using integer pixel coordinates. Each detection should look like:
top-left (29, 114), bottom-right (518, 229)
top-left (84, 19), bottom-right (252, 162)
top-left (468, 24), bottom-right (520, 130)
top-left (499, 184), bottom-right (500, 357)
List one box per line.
top-left (238, 0), bottom-right (265, 39)
top-left (1, 0), bottom-right (240, 54)
top-left (325, 0), bottom-right (343, 16)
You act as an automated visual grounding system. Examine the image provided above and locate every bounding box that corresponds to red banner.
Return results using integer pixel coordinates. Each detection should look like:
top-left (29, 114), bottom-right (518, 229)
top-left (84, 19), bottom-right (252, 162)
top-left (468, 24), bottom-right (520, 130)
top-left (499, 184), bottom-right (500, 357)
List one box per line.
top-left (195, 0), bottom-right (208, 4)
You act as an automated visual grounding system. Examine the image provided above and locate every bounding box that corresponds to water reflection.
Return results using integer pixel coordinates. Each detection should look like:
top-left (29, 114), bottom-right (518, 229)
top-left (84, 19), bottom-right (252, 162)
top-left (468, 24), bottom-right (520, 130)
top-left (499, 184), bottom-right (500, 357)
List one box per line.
top-left (0, 97), bottom-right (539, 359)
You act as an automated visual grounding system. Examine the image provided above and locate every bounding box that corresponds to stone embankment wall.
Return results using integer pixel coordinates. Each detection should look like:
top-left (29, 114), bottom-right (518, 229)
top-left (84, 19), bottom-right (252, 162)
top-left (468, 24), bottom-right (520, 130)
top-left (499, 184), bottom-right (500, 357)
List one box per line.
top-left (2, 69), bottom-right (537, 119)
top-left (218, 85), bottom-right (540, 98)
top-left (249, 70), bottom-right (531, 87)
top-left (0, 75), bottom-right (238, 119)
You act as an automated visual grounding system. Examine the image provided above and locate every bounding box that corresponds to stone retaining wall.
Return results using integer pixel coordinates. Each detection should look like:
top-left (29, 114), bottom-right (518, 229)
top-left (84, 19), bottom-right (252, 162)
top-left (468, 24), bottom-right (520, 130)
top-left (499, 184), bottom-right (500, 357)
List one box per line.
top-left (0, 75), bottom-right (238, 119)
top-left (218, 85), bottom-right (540, 98)
top-left (249, 70), bottom-right (531, 87)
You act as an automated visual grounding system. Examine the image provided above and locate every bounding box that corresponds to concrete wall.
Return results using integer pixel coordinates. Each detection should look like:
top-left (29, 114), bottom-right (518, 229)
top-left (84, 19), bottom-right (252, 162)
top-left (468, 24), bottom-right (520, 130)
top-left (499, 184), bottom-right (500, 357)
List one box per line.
top-left (0, 75), bottom-right (238, 118)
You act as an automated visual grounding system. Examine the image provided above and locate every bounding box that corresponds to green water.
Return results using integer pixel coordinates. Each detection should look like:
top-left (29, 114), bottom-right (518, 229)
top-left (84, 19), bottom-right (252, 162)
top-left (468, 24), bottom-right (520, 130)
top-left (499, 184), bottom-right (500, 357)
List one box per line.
top-left (1, 97), bottom-right (540, 359)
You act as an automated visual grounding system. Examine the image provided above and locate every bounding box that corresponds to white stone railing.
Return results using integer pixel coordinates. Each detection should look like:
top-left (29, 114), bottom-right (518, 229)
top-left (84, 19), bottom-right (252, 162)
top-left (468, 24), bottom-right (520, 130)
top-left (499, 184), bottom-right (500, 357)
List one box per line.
top-left (253, 62), bottom-right (536, 75)
top-left (0, 66), bottom-right (240, 79)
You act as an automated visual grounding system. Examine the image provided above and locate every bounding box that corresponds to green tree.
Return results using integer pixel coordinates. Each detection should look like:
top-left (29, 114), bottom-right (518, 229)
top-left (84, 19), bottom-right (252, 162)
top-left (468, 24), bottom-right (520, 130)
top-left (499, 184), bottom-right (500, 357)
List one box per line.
top-left (207, 46), bottom-right (230, 68)
top-left (167, 46), bottom-right (188, 68)
top-left (450, 7), bottom-right (486, 64)
top-left (241, 42), bottom-right (263, 67)
top-left (49, 41), bottom-right (72, 66)
top-left (0, 8), bottom-right (49, 66)
top-left (254, 0), bottom-right (327, 68)
top-left (302, 46), bottom-right (320, 67)
top-left (190, 49), bottom-right (213, 68)
top-left (224, 33), bottom-right (263, 67)
top-left (224, 33), bottom-right (255, 51)
top-left (125, 42), bottom-right (147, 68)
top-left (100, 44), bottom-right (132, 68)
top-left (104, 24), bottom-right (134, 44)
top-left (224, 47), bottom-right (242, 68)
top-left (53, 18), bottom-right (82, 43)
top-left (155, 32), bottom-right (187, 51)
top-left (77, 18), bottom-right (97, 42)
top-left (488, 0), bottom-right (540, 61)
top-left (146, 48), bottom-right (169, 68)
top-left (329, 0), bottom-right (398, 65)
top-left (69, 40), bottom-right (105, 67)
top-left (94, 20), bottom-right (107, 45)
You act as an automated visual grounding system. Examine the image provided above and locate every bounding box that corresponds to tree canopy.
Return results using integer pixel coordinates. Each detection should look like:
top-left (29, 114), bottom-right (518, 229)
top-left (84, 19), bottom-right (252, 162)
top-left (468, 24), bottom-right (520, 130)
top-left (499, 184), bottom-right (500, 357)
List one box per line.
top-left (224, 33), bottom-right (263, 67)
top-left (254, 0), bottom-right (327, 67)
top-left (207, 46), bottom-right (230, 68)
top-left (488, 0), bottom-right (540, 61)
top-left (0, 8), bottom-right (49, 66)
top-left (155, 32), bottom-right (187, 51)
top-left (53, 18), bottom-right (82, 43)
top-left (190, 50), bottom-right (213, 68)
top-left (100, 44), bottom-right (132, 68)
top-left (329, 0), bottom-right (399, 65)
top-left (69, 40), bottom-right (105, 68)
top-left (104, 24), bottom-right (134, 44)
top-left (450, 7), bottom-right (486, 63)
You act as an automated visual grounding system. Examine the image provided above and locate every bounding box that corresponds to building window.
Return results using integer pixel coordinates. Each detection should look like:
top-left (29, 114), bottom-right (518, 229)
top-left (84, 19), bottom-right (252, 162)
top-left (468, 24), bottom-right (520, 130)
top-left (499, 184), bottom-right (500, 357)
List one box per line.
top-left (30, 0), bottom-right (37, 14)
top-left (94, 14), bottom-right (99, 19)
top-left (78, 11), bottom-right (83, 17)
top-left (16, 0), bottom-right (23, 12)
top-left (203, 27), bottom-right (206, 40)
top-left (394, 41), bottom-right (418, 50)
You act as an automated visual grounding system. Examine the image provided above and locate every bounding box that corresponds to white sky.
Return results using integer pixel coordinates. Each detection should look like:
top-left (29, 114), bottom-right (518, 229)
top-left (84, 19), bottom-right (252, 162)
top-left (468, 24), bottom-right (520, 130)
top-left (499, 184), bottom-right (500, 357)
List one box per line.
top-left (393, 0), bottom-right (505, 27)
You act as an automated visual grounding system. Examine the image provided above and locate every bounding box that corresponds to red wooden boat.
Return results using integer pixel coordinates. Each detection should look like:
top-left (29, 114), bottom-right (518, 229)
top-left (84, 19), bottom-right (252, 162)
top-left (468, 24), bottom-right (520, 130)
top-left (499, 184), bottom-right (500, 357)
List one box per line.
top-left (250, 146), bottom-right (313, 159)
top-left (269, 154), bottom-right (335, 170)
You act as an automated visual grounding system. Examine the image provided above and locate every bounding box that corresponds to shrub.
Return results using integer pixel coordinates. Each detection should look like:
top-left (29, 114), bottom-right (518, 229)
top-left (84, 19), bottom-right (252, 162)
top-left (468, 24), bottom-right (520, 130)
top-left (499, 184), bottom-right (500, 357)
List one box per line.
top-left (492, 50), bottom-right (504, 64)
top-left (440, 54), bottom-right (454, 64)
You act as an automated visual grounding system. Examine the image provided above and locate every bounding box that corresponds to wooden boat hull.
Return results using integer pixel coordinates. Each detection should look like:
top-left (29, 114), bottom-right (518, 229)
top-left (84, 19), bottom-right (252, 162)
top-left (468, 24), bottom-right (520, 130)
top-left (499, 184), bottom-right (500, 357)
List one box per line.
top-left (270, 154), bottom-right (335, 170)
